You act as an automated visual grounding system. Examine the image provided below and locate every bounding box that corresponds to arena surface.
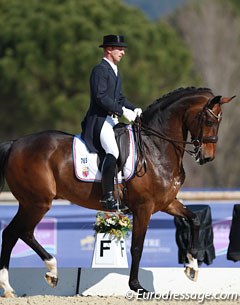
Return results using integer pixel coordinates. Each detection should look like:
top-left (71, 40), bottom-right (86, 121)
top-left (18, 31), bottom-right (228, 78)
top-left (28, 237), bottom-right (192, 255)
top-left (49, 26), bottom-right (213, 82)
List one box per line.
top-left (1, 295), bottom-right (240, 305)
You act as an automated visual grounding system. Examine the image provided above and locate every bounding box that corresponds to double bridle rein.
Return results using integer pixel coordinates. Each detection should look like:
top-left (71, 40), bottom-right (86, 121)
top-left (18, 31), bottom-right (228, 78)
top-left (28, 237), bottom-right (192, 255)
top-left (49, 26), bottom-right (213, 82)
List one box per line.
top-left (133, 102), bottom-right (222, 175)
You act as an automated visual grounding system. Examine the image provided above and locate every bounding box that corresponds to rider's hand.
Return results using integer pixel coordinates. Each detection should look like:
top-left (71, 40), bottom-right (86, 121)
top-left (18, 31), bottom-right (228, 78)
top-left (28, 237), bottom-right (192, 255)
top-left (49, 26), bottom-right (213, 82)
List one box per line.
top-left (122, 107), bottom-right (137, 122)
top-left (134, 108), bottom-right (142, 117)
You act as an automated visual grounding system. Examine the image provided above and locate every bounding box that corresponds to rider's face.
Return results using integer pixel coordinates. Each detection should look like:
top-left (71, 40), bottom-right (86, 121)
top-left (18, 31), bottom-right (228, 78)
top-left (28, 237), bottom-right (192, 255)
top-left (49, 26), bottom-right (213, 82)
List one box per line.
top-left (106, 47), bottom-right (126, 64)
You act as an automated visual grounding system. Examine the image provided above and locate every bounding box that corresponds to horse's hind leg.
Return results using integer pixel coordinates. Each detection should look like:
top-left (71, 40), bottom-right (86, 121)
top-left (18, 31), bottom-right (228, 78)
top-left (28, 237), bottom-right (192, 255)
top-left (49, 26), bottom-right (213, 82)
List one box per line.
top-left (0, 219), bottom-right (19, 297)
top-left (16, 204), bottom-right (58, 288)
top-left (165, 199), bottom-right (200, 281)
top-left (20, 232), bottom-right (58, 288)
top-left (0, 204), bottom-right (58, 297)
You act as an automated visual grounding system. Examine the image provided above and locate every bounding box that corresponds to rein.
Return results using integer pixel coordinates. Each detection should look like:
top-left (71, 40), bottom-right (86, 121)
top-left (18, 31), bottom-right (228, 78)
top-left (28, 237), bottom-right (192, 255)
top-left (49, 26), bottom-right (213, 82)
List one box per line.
top-left (132, 104), bottom-right (221, 173)
top-left (132, 117), bottom-right (197, 178)
top-left (133, 117), bottom-right (147, 176)
top-left (139, 122), bottom-right (198, 157)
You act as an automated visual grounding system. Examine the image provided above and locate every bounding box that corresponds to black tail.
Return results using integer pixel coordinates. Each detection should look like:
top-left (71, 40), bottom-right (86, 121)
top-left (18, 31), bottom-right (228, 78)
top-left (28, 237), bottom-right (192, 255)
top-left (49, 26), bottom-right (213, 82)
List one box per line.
top-left (0, 141), bottom-right (14, 192)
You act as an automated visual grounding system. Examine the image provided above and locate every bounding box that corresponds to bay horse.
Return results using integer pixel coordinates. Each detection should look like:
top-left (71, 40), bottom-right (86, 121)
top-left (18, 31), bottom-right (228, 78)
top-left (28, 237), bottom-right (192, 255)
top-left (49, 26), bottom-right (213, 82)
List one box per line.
top-left (0, 87), bottom-right (234, 297)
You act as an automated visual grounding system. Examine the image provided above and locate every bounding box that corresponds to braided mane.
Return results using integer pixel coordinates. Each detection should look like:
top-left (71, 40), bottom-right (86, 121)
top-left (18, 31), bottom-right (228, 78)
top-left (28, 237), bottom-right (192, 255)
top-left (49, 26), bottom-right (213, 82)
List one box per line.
top-left (145, 87), bottom-right (213, 113)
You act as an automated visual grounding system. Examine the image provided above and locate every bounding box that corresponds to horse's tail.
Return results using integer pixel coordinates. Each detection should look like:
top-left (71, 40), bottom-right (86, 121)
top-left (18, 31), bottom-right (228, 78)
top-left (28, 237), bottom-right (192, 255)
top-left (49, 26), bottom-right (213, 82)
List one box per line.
top-left (0, 141), bottom-right (14, 192)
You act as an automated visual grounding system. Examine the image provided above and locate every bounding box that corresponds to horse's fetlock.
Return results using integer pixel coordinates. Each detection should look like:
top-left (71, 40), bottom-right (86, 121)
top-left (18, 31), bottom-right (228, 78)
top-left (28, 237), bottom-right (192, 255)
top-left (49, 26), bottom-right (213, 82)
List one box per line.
top-left (129, 279), bottom-right (141, 291)
top-left (0, 268), bottom-right (15, 296)
top-left (44, 257), bottom-right (57, 276)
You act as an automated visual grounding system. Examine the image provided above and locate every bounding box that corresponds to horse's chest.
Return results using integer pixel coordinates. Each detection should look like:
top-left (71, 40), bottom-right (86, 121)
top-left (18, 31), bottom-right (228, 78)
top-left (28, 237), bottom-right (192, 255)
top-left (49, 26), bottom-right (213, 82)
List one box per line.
top-left (171, 176), bottom-right (182, 192)
top-left (161, 175), bottom-right (182, 197)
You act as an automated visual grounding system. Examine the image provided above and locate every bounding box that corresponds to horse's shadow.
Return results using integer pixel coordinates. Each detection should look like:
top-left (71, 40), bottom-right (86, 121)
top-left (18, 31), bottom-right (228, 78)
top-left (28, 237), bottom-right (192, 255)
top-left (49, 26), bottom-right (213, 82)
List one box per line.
top-left (79, 268), bottom-right (154, 295)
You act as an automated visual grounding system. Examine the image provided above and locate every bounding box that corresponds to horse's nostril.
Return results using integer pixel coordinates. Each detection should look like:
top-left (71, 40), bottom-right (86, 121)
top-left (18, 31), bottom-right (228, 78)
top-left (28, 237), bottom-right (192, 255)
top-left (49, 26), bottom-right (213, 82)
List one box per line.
top-left (199, 157), bottom-right (214, 165)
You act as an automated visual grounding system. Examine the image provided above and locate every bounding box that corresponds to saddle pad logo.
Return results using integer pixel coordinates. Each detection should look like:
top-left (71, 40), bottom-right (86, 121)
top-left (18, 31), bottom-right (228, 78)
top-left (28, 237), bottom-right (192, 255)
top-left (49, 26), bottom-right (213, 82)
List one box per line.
top-left (81, 157), bottom-right (89, 177)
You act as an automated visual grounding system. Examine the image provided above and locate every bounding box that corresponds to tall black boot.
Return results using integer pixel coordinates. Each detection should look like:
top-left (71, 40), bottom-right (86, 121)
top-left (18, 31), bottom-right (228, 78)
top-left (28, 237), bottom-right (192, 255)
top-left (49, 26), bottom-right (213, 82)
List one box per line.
top-left (101, 154), bottom-right (120, 210)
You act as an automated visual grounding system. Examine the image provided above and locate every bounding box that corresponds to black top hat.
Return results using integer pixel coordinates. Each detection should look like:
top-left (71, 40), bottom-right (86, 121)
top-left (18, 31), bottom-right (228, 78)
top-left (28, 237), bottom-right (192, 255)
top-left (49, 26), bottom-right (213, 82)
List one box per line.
top-left (99, 35), bottom-right (128, 48)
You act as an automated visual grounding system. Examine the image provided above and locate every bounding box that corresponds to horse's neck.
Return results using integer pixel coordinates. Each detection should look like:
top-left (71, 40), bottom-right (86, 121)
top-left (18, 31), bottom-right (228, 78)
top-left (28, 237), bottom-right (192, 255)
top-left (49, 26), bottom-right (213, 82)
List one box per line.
top-left (142, 107), bottom-right (188, 172)
top-left (143, 133), bottom-right (185, 186)
top-left (146, 108), bottom-right (187, 145)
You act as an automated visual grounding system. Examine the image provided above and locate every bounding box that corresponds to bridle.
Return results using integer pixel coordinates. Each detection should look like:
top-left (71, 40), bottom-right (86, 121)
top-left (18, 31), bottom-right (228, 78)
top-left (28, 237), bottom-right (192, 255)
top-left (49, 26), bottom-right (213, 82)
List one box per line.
top-left (192, 106), bottom-right (222, 144)
top-left (133, 101), bottom-right (222, 175)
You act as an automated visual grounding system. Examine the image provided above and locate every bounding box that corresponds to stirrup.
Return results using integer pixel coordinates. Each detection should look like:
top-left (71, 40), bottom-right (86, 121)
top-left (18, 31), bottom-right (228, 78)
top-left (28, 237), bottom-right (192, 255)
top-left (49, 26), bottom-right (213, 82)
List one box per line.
top-left (100, 192), bottom-right (125, 211)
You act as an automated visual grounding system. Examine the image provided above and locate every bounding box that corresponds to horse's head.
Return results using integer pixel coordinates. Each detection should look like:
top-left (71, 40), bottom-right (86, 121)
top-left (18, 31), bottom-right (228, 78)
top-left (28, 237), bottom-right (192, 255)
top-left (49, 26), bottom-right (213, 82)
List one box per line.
top-left (141, 88), bottom-right (235, 166)
top-left (187, 95), bottom-right (235, 165)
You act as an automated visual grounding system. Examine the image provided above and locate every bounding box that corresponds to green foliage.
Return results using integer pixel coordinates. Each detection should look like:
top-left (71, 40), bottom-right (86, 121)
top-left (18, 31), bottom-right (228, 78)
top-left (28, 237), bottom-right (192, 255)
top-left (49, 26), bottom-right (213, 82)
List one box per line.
top-left (0, 0), bottom-right (196, 140)
top-left (226, 0), bottom-right (240, 13)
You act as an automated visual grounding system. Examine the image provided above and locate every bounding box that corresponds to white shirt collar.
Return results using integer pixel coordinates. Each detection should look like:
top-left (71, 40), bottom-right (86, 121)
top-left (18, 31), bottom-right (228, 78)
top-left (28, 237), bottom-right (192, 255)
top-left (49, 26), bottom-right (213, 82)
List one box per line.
top-left (103, 57), bottom-right (118, 76)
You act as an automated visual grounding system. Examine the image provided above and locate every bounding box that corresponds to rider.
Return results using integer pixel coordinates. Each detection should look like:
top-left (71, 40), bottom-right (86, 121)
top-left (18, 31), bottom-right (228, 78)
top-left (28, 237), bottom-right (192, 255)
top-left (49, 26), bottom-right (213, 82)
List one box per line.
top-left (81, 34), bottom-right (142, 210)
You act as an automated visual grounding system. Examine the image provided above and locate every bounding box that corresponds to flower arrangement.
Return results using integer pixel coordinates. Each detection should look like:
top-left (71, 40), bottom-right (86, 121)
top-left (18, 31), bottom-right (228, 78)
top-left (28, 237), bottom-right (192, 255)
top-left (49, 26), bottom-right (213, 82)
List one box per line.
top-left (93, 211), bottom-right (132, 240)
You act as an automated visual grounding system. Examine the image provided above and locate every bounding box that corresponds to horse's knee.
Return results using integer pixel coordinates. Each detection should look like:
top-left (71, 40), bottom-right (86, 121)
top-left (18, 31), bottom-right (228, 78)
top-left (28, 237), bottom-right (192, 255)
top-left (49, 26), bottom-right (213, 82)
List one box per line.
top-left (130, 246), bottom-right (143, 259)
top-left (131, 245), bottom-right (141, 253)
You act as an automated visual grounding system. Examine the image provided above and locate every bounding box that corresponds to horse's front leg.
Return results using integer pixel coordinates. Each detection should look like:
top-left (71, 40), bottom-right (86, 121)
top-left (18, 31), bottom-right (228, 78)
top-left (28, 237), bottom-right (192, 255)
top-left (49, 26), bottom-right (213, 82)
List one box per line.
top-left (165, 199), bottom-right (200, 281)
top-left (184, 212), bottom-right (200, 282)
top-left (129, 206), bottom-right (152, 293)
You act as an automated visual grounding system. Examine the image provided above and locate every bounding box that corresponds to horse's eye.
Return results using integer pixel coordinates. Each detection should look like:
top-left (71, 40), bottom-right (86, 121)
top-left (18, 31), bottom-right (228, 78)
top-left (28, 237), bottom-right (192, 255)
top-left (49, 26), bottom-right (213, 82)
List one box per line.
top-left (205, 120), bottom-right (214, 127)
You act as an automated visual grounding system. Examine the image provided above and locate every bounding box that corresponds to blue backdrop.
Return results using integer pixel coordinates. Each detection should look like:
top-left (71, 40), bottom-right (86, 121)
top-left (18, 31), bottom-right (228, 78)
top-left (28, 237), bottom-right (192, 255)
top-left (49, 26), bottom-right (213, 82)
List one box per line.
top-left (0, 199), bottom-right (239, 268)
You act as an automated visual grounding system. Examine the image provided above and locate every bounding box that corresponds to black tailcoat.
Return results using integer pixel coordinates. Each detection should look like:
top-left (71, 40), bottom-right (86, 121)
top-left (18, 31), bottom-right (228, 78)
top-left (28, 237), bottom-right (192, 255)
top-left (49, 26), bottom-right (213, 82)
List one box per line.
top-left (81, 59), bottom-right (135, 153)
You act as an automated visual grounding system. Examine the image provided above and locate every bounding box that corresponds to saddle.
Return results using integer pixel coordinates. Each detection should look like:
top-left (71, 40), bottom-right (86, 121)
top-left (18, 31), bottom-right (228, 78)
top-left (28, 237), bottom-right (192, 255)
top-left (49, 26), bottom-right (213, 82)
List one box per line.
top-left (73, 124), bottom-right (136, 183)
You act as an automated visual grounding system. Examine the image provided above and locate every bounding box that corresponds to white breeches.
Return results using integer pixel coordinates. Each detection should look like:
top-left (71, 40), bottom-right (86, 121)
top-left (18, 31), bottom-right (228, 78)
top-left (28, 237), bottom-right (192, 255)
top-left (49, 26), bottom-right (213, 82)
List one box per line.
top-left (100, 115), bottom-right (119, 159)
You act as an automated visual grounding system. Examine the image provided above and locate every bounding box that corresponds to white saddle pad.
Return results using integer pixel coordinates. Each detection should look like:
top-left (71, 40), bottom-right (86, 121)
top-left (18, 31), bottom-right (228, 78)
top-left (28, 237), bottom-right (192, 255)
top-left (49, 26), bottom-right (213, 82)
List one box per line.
top-left (73, 125), bottom-right (136, 183)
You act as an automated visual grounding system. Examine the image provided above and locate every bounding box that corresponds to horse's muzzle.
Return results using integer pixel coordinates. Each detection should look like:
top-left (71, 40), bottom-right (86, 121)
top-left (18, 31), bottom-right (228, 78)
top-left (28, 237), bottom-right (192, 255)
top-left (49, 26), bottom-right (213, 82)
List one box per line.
top-left (195, 147), bottom-right (215, 165)
top-left (198, 156), bottom-right (215, 165)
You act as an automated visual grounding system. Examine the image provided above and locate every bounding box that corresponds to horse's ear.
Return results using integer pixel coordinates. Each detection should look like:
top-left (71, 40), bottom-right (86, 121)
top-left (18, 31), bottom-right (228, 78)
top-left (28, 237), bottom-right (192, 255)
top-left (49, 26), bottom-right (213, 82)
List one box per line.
top-left (220, 96), bottom-right (236, 104)
top-left (207, 95), bottom-right (222, 109)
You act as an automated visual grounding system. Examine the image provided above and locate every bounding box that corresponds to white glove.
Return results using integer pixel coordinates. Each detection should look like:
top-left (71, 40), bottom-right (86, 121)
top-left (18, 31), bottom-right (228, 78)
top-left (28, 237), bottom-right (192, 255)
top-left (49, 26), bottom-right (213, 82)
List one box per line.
top-left (122, 107), bottom-right (137, 122)
top-left (134, 108), bottom-right (142, 117)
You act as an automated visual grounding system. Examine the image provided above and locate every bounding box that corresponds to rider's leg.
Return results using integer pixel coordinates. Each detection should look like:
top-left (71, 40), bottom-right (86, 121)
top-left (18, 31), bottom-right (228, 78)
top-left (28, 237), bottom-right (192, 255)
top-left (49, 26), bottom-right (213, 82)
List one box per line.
top-left (100, 116), bottom-right (121, 210)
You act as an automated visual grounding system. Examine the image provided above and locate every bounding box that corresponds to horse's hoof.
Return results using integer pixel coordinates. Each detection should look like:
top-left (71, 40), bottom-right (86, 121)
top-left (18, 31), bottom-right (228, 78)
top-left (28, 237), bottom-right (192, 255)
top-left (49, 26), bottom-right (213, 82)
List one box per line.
top-left (45, 273), bottom-right (58, 288)
top-left (3, 290), bottom-right (16, 298)
top-left (129, 279), bottom-right (149, 294)
top-left (184, 266), bottom-right (198, 281)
